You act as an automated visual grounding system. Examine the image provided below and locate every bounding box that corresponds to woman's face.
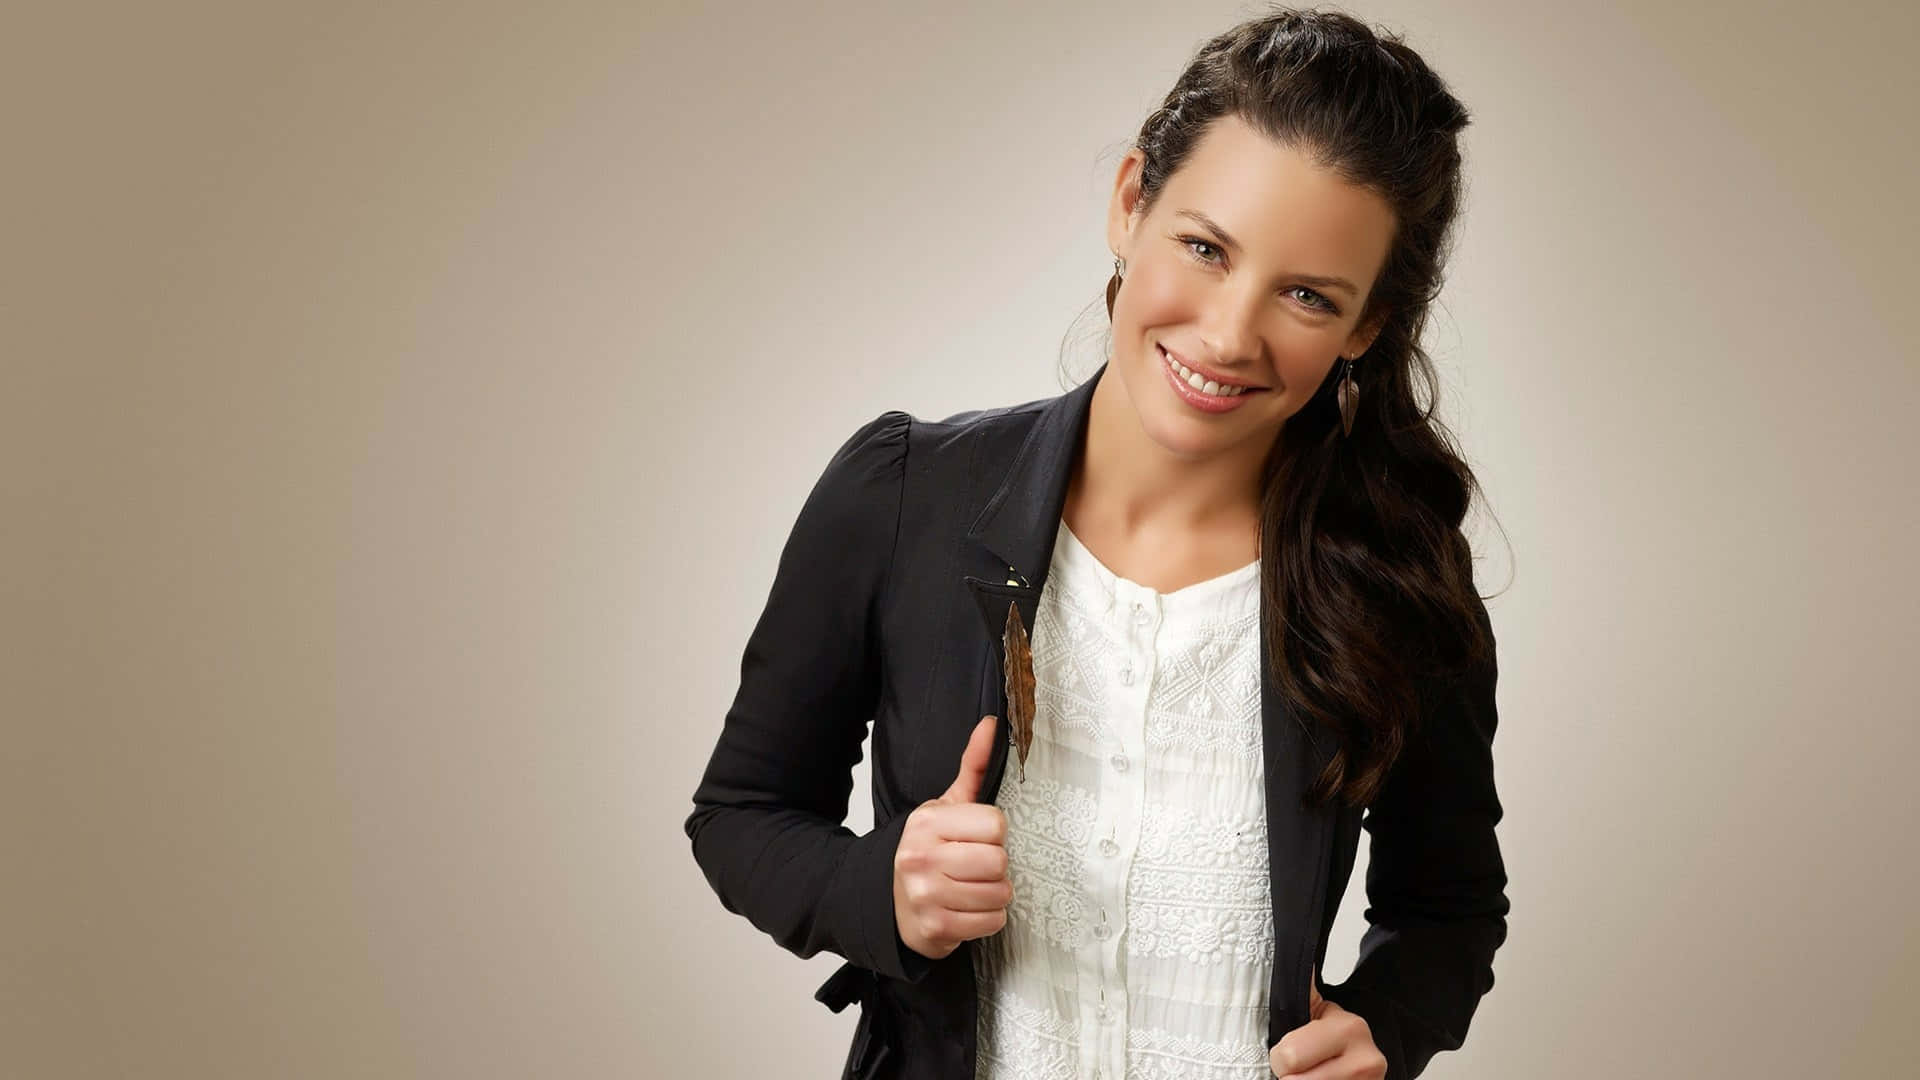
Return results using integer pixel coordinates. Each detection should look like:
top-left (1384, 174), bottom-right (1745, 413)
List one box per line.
top-left (1105, 113), bottom-right (1397, 461)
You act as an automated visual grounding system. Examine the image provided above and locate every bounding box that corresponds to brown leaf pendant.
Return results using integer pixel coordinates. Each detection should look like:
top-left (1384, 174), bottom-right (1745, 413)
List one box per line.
top-left (1336, 368), bottom-right (1359, 437)
top-left (1001, 600), bottom-right (1037, 783)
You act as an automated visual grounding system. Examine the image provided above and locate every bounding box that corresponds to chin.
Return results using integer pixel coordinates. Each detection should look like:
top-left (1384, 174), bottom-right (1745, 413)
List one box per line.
top-left (1138, 403), bottom-right (1243, 459)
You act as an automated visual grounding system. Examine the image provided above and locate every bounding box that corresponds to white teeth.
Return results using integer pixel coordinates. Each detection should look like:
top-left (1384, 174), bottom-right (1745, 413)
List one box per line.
top-left (1162, 348), bottom-right (1247, 397)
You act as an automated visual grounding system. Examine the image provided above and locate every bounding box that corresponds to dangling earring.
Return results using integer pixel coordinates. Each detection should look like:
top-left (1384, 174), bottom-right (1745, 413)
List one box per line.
top-left (1335, 356), bottom-right (1359, 437)
top-left (1105, 255), bottom-right (1126, 318)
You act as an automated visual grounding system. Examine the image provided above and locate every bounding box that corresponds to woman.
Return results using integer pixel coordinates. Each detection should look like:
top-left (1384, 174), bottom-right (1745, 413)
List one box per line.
top-left (686, 8), bottom-right (1508, 1079)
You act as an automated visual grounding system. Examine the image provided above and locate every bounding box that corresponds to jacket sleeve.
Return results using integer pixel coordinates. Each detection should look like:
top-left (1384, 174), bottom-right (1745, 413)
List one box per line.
top-left (1318, 595), bottom-right (1511, 1079)
top-left (683, 409), bottom-right (932, 985)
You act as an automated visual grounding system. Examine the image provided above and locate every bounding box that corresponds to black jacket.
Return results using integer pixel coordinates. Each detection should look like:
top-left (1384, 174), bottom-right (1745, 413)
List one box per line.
top-left (685, 362), bottom-right (1509, 1079)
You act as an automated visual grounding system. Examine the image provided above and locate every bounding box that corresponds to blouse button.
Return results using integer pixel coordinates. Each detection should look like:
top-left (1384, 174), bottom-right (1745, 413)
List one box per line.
top-left (1118, 664), bottom-right (1134, 685)
top-left (1110, 753), bottom-right (1129, 774)
top-left (1097, 837), bottom-right (1120, 857)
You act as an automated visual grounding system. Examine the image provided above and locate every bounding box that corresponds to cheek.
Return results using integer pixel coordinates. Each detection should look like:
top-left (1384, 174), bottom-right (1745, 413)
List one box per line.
top-left (1119, 261), bottom-right (1197, 327)
top-left (1268, 356), bottom-right (1339, 413)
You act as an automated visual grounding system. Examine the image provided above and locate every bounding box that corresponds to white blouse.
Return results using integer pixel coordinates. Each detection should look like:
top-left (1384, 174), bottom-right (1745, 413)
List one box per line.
top-left (973, 518), bottom-right (1275, 1080)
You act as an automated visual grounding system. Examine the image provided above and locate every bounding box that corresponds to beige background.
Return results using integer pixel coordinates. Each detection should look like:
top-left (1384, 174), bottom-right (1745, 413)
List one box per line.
top-left (4, 1), bottom-right (1916, 1077)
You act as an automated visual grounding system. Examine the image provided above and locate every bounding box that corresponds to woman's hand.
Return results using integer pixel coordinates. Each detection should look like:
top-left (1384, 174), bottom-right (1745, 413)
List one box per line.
top-left (1269, 966), bottom-right (1387, 1080)
top-left (892, 716), bottom-right (1014, 960)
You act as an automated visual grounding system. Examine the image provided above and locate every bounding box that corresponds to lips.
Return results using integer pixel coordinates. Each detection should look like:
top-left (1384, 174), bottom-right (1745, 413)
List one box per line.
top-left (1157, 344), bottom-right (1268, 393)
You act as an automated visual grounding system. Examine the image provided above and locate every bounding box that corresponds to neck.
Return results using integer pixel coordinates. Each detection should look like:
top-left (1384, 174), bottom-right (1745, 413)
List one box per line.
top-left (1069, 362), bottom-right (1271, 542)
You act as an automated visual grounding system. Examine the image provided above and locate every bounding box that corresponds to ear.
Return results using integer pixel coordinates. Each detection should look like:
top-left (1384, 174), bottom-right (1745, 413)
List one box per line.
top-left (1344, 308), bottom-right (1387, 360)
top-left (1105, 149), bottom-right (1147, 263)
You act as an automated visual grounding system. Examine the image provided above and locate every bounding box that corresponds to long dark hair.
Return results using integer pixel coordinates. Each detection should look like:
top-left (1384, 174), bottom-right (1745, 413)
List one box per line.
top-left (1096, 6), bottom-right (1497, 810)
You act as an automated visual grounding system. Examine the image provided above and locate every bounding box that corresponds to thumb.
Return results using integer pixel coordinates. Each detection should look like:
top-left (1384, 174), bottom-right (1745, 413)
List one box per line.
top-left (940, 715), bottom-right (999, 804)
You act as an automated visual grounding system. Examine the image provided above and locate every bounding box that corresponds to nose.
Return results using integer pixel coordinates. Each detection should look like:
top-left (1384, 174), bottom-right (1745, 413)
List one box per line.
top-left (1198, 285), bottom-right (1265, 373)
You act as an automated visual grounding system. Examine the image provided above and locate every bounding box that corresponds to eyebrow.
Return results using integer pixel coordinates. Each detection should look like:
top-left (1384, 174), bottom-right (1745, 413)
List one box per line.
top-left (1173, 209), bottom-right (1360, 296)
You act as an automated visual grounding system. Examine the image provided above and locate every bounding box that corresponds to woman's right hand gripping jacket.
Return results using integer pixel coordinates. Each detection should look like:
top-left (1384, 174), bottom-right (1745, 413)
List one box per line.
top-left (892, 715), bottom-right (1014, 960)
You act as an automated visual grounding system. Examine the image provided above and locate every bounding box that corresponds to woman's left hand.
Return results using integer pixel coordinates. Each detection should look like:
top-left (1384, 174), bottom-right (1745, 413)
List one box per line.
top-left (1268, 967), bottom-right (1387, 1080)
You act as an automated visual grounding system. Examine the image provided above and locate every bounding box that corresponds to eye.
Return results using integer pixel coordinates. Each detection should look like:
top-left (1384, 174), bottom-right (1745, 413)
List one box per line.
top-left (1288, 286), bottom-right (1337, 313)
top-left (1178, 236), bottom-right (1224, 266)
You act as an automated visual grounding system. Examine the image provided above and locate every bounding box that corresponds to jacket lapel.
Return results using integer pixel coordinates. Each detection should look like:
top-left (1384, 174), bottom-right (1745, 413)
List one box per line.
top-left (958, 362), bottom-right (1102, 805)
top-left (1260, 594), bottom-right (1342, 1045)
top-left (964, 362), bottom-right (1104, 594)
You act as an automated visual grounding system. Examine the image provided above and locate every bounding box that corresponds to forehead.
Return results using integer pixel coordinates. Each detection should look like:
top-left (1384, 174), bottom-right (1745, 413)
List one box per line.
top-left (1156, 114), bottom-right (1396, 270)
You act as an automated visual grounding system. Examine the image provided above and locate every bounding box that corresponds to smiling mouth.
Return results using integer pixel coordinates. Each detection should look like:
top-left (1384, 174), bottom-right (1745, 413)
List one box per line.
top-left (1157, 344), bottom-right (1269, 396)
